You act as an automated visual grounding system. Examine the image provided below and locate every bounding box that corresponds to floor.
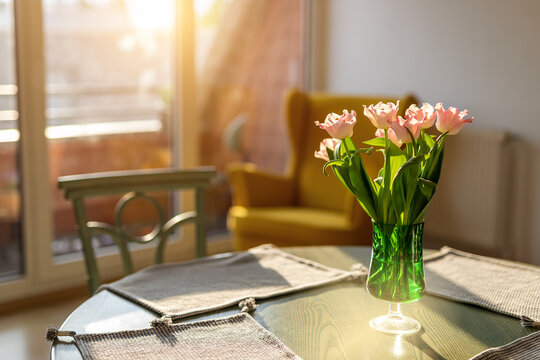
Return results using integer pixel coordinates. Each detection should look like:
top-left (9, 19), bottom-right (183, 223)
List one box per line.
top-left (0, 295), bottom-right (87, 360)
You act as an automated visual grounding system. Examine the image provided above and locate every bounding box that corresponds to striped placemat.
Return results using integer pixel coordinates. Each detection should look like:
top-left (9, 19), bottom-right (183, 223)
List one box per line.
top-left (99, 244), bottom-right (359, 322)
top-left (50, 313), bottom-right (302, 360)
top-left (424, 246), bottom-right (540, 324)
top-left (469, 331), bottom-right (540, 360)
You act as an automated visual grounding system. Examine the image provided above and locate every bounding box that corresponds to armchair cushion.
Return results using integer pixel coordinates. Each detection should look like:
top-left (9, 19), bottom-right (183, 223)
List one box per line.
top-left (228, 206), bottom-right (371, 250)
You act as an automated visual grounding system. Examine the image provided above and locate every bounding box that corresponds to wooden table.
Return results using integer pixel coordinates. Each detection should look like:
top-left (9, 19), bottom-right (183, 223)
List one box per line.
top-left (51, 246), bottom-right (535, 360)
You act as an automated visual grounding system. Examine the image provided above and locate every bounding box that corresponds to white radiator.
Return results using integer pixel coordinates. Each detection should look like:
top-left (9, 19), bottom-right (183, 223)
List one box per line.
top-left (424, 127), bottom-right (516, 258)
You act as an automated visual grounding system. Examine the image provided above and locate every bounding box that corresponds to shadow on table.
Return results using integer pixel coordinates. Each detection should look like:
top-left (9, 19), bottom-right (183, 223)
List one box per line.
top-left (156, 327), bottom-right (179, 347)
top-left (403, 328), bottom-right (445, 360)
top-left (103, 251), bottom-right (294, 302)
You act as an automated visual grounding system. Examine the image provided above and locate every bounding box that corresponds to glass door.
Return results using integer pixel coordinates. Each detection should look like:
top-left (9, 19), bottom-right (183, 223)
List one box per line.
top-left (0, 0), bottom-right (199, 302)
top-left (42, 0), bottom-right (177, 257)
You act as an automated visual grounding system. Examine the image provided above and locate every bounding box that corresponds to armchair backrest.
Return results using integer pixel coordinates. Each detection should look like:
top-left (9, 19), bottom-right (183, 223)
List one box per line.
top-left (284, 90), bottom-right (417, 216)
top-left (58, 167), bottom-right (216, 294)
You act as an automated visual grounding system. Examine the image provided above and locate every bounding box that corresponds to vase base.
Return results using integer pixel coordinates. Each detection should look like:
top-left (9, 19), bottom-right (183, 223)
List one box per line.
top-left (369, 314), bottom-right (421, 335)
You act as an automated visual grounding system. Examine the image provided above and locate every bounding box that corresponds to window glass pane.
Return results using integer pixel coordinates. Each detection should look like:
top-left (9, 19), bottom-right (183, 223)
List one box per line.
top-left (0, 0), bottom-right (23, 279)
top-left (195, 0), bottom-right (305, 234)
top-left (43, 0), bottom-right (176, 256)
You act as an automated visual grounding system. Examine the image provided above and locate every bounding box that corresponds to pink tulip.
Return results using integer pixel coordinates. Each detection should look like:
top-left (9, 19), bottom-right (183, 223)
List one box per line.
top-left (420, 103), bottom-right (437, 129)
top-left (376, 128), bottom-right (402, 147)
top-left (314, 138), bottom-right (341, 162)
top-left (375, 116), bottom-right (421, 147)
top-left (401, 116), bottom-right (422, 141)
top-left (435, 103), bottom-right (473, 135)
top-left (363, 101), bottom-right (399, 129)
top-left (405, 103), bottom-right (436, 130)
top-left (315, 110), bottom-right (356, 139)
top-left (391, 117), bottom-right (414, 145)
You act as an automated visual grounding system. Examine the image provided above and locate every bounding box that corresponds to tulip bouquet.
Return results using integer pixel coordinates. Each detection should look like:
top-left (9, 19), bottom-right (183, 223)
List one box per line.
top-left (314, 101), bottom-right (473, 226)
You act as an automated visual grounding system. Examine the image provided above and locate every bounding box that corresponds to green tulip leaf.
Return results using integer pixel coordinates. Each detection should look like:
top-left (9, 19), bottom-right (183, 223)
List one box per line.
top-left (389, 153), bottom-right (407, 188)
top-left (343, 137), bottom-right (356, 149)
top-left (333, 166), bottom-right (355, 195)
top-left (352, 147), bottom-right (374, 156)
top-left (372, 176), bottom-right (383, 194)
top-left (390, 176), bottom-right (406, 223)
top-left (424, 133), bottom-right (436, 148)
top-left (412, 201), bottom-right (431, 224)
top-left (392, 154), bottom-right (427, 187)
top-left (421, 137), bottom-right (446, 183)
top-left (327, 146), bottom-right (336, 161)
top-left (349, 152), bottom-right (377, 220)
top-left (418, 178), bottom-right (436, 201)
top-left (363, 137), bottom-right (387, 147)
top-left (323, 160), bottom-right (345, 176)
top-left (332, 141), bottom-right (342, 160)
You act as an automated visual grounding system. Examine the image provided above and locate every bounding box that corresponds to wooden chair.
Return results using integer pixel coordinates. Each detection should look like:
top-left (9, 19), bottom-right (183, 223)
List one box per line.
top-left (58, 167), bottom-right (216, 294)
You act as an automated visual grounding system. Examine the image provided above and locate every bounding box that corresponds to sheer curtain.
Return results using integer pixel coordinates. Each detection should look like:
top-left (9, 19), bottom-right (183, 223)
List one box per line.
top-left (195, 0), bottom-right (305, 233)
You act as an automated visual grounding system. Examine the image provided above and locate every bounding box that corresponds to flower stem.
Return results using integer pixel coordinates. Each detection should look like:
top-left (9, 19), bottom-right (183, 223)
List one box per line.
top-left (382, 130), bottom-right (392, 223)
top-left (435, 132), bottom-right (448, 143)
top-left (341, 138), bottom-right (352, 162)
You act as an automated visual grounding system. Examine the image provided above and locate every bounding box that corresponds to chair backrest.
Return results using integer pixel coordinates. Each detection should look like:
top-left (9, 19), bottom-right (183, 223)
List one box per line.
top-left (58, 167), bottom-right (216, 294)
top-left (284, 90), bottom-right (417, 216)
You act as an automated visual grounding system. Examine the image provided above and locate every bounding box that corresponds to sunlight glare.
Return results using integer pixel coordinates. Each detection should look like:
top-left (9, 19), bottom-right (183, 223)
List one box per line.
top-left (393, 335), bottom-right (404, 356)
top-left (125, 0), bottom-right (174, 31)
top-left (45, 120), bottom-right (162, 140)
top-left (194, 0), bottom-right (218, 17)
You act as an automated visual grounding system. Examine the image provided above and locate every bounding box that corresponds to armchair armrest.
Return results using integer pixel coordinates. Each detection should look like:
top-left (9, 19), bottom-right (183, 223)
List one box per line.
top-left (227, 163), bottom-right (295, 207)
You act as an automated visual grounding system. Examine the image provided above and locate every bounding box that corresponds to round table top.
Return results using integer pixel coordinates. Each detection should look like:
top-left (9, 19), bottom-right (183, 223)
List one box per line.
top-left (51, 246), bottom-right (535, 360)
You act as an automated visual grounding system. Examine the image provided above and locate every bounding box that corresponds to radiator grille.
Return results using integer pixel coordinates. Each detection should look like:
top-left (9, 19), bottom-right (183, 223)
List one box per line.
top-left (424, 128), bottom-right (514, 257)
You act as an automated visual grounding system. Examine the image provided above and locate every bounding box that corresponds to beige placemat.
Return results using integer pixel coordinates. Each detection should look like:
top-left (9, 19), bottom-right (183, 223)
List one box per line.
top-left (469, 330), bottom-right (540, 360)
top-left (424, 246), bottom-right (540, 324)
top-left (57, 313), bottom-right (302, 360)
top-left (99, 244), bottom-right (359, 322)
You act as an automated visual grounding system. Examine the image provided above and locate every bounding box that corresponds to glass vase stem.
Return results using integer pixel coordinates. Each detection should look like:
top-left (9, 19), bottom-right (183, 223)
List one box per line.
top-left (388, 303), bottom-right (402, 320)
top-left (369, 302), bottom-right (421, 335)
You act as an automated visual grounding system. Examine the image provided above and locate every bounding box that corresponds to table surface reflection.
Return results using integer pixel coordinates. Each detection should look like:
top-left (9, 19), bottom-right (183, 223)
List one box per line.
top-left (51, 246), bottom-right (535, 360)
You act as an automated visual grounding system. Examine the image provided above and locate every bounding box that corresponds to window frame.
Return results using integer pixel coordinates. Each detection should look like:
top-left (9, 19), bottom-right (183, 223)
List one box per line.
top-left (0, 0), bottom-right (201, 303)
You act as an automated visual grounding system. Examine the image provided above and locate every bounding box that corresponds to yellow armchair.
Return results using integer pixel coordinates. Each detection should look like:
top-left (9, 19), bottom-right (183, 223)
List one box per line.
top-left (227, 89), bottom-right (417, 250)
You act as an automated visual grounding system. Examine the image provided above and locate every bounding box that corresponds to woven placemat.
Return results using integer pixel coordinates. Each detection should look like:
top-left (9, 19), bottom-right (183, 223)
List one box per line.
top-left (55, 313), bottom-right (302, 360)
top-left (424, 246), bottom-right (540, 324)
top-left (469, 331), bottom-right (540, 360)
top-left (99, 244), bottom-right (360, 322)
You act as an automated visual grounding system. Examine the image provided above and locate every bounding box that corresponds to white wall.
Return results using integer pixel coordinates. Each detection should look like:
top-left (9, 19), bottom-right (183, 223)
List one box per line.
top-left (320, 0), bottom-right (540, 264)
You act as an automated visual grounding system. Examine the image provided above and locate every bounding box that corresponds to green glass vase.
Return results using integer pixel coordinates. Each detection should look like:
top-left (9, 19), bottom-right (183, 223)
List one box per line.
top-left (366, 221), bottom-right (426, 335)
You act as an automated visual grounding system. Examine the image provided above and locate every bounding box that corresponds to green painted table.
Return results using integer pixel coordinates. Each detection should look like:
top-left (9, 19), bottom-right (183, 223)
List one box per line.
top-left (51, 246), bottom-right (535, 360)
